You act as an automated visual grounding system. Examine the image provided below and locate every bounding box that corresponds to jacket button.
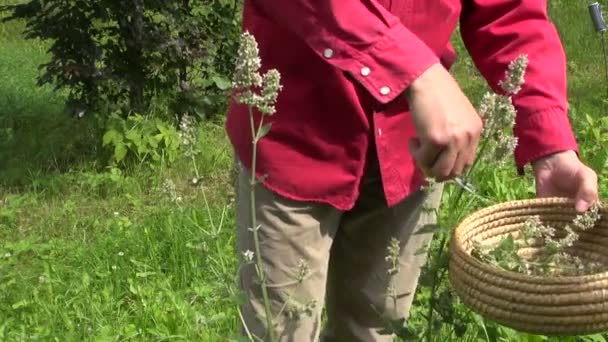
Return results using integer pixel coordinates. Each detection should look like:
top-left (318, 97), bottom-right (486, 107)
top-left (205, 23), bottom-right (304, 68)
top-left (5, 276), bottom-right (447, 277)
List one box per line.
top-left (380, 86), bottom-right (391, 95)
top-left (361, 67), bottom-right (371, 76)
top-left (323, 48), bottom-right (334, 58)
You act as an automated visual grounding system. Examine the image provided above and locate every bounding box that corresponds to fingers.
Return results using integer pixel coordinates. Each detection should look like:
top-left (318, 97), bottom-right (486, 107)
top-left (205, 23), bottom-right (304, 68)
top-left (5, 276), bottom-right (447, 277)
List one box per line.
top-left (574, 167), bottom-right (599, 212)
top-left (409, 138), bottom-right (442, 172)
top-left (431, 146), bottom-right (458, 181)
top-left (451, 150), bottom-right (468, 177)
top-left (465, 126), bottom-right (480, 169)
top-left (410, 132), bottom-right (477, 181)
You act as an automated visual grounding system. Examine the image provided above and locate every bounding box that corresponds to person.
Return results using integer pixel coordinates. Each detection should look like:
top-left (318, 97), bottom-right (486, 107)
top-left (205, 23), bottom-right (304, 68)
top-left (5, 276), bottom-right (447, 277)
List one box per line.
top-left (225, 1), bottom-right (600, 341)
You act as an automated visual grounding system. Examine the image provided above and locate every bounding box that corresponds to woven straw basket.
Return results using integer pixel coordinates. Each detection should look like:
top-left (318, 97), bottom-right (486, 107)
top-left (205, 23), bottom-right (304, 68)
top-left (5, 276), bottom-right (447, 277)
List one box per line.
top-left (449, 197), bottom-right (608, 335)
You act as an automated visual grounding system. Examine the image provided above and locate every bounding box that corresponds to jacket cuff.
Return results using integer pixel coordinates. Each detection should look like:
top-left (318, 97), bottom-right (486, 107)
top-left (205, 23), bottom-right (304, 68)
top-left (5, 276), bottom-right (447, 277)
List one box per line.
top-left (513, 106), bottom-right (579, 174)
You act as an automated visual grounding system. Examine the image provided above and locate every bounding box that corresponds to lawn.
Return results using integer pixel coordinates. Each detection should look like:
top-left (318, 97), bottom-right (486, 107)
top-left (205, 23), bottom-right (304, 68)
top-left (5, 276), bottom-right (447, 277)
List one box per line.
top-left (2, 0), bottom-right (608, 341)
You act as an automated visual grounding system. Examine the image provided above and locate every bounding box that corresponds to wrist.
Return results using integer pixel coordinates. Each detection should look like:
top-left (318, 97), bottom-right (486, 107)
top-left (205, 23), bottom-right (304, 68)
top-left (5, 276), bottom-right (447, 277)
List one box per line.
top-left (531, 150), bottom-right (578, 170)
top-left (406, 62), bottom-right (443, 101)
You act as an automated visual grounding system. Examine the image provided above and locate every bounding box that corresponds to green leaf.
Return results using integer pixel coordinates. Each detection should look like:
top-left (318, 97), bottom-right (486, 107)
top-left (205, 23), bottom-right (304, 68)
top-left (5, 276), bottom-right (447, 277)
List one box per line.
top-left (148, 135), bottom-right (160, 148)
top-left (258, 123), bottom-right (272, 139)
top-left (82, 272), bottom-right (90, 288)
top-left (128, 114), bottom-right (144, 123)
top-left (584, 334), bottom-right (607, 342)
top-left (11, 300), bottom-right (29, 309)
top-left (125, 129), bottom-right (141, 143)
top-left (102, 129), bottom-right (122, 146)
top-left (585, 113), bottom-right (595, 126)
top-left (212, 75), bottom-right (232, 90)
top-left (156, 122), bottom-right (169, 135)
top-left (114, 144), bottom-right (127, 162)
top-left (136, 271), bottom-right (156, 278)
top-left (94, 325), bottom-right (115, 341)
top-left (128, 281), bottom-right (138, 295)
top-left (415, 223), bottom-right (440, 235)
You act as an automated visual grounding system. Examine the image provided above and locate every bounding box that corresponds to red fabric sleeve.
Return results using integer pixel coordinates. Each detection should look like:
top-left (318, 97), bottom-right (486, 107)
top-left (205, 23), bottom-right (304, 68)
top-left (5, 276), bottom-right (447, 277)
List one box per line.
top-left (459, 0), bottom-right (579, 174)
top-left (250, 0), bottom-right (440, 104)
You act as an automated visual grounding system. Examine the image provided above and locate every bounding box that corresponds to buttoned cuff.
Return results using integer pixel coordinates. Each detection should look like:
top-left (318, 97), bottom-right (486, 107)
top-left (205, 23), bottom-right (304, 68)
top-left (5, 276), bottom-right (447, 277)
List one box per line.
top-left (318, 23), bottom-right (440, 104)
top-left (513, 106), bottom-right (579, 174)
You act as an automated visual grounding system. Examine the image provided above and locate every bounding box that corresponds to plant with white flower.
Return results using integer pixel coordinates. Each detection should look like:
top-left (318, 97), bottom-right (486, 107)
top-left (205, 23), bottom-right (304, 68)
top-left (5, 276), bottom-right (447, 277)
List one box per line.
top-left (242, 250), bottom-right (254, 264)
top-left (178, 113), bottom-right (202, 179)
top-left (232, 31), bottom-right (283, 342)
top-left (477, 54), bottom-right (528, 166)
top-left (179, 113), bottom-right (197, 148)
top-left (403, 54), bottom-right (532, 341)
top-left (233, 31), bottom-right (282, 119)
top-left (161, 178), bottom-right (180, 204)
top-left (472, 201), bottom-right (603, 277)
top-left (384, 237), bottom-right (401, 313)
top-left (499, 55), bottom-right (528, 94)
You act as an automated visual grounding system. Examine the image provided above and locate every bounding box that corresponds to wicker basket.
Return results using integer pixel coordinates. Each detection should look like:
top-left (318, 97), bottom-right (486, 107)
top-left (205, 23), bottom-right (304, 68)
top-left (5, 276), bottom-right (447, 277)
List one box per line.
top-left (448, 197), bottom-right (608, 335)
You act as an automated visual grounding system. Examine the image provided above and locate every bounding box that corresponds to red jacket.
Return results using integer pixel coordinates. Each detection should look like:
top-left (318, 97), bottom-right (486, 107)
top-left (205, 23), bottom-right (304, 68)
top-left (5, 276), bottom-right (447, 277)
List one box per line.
top-left (226, 0), bottom-right (579, 211)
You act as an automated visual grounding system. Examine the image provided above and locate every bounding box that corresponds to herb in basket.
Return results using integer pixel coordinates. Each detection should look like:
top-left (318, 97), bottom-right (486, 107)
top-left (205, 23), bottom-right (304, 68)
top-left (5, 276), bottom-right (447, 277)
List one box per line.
top-left (471, 201), bottom-right (604, 277)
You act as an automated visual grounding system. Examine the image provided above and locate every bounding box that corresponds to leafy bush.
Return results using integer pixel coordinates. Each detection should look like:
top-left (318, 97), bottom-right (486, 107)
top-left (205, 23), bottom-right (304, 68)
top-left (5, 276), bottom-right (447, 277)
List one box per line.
top-left (102, 112), bottom-right (182, 165)
top-left (0, 0), bottom-right (241, 119)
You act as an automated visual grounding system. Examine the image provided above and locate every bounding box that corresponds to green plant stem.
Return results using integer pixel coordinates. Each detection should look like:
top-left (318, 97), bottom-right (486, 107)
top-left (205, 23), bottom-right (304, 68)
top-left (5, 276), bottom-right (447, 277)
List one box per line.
top-left (190, 147), bottom-right (200, 179)
top-left (392, 288), bottom-right (398, 318)
top-left (425, 140), bottom-right (488, 341)
top-left (425, 232), bottom-right (446, 342)
top-left (238, 308), bottom-right (255, 341)
top-left (452, 139), bottom-right (489, 211)
top-left (248, 106), bottom-right (277, 342)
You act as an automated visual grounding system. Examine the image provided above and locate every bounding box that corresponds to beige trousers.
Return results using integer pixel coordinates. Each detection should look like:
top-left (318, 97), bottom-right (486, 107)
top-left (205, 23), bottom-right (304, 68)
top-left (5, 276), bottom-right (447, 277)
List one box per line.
top-left (235, 157), bottom-right (443, 341)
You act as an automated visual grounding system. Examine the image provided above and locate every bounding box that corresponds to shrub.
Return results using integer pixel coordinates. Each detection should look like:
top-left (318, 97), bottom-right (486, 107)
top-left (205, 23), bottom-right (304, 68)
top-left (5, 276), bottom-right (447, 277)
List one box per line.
top-left (0, 0), bottom-right (241, 120)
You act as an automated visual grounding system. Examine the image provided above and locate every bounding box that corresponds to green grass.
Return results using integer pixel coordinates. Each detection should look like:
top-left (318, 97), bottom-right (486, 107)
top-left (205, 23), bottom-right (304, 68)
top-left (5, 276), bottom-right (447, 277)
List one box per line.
top-left (0, 2), bottom-right (240, 340)
top-left (2, 0), bottom-right (608, 341)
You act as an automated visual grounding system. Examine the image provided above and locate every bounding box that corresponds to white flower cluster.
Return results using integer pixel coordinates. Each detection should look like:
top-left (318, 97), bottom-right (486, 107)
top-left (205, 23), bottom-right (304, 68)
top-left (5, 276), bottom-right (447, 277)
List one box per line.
top-left (232, 31), bottom-right (282, 116)
top-left (478, 54), bottom-right (529, 165)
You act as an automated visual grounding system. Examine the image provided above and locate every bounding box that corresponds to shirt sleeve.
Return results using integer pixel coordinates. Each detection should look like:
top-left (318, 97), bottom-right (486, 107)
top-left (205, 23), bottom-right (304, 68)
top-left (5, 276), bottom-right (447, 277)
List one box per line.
top-left (459, 0), bottom-right (579, 174)
top-left (249, 0), bottom-right (440, 104)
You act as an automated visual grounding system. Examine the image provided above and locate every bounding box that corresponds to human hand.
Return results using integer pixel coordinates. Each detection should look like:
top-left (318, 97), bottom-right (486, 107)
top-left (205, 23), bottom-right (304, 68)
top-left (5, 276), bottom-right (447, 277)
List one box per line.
top-left (406, 63), bottom-right (483, 181)
top-left (532, 150), bottom-right (599, 212)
